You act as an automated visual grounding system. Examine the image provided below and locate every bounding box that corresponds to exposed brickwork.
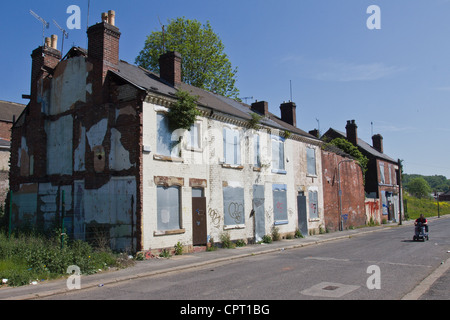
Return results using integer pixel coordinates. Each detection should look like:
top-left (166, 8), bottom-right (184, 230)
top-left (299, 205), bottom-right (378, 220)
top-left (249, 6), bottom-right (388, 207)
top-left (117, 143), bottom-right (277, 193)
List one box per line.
top-left (321, 150), bottom-right (366, 232)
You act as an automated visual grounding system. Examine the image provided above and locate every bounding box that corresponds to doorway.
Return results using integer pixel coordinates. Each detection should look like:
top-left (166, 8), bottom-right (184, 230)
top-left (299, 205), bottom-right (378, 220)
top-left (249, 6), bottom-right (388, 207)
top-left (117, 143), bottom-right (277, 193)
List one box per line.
top-left (192, 188), bottom-right (207, 245)
top-left (253, 185), bottom-right (265, 242)
top-left (297, 191), bottom-right (308, 236)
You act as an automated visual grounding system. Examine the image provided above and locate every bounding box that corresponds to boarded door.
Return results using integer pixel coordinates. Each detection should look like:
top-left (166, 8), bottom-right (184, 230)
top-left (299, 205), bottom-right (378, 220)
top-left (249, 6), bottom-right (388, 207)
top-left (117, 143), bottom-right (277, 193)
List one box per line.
top-left (253, 185), bottom-right (265, 242)
top-left (192, 197), bottom-right (207, 245)
top-left (297, 192), bottom-right (308, 236)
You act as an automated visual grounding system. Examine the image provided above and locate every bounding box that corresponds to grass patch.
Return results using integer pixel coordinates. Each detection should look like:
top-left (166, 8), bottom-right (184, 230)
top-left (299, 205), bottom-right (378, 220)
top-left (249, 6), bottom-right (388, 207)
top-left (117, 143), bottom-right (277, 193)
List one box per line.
top-left (404, 194), bottom-right (450, 220)
top-left (0, 232), bottom-right (134, 287)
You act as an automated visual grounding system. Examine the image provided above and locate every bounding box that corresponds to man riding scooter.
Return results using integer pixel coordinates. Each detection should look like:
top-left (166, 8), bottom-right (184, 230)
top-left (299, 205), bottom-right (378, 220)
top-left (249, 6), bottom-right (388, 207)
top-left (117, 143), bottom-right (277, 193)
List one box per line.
top-left (415, 214), bottom-right (428, 232)
top-left (414, 214), bottom-right (429, 241)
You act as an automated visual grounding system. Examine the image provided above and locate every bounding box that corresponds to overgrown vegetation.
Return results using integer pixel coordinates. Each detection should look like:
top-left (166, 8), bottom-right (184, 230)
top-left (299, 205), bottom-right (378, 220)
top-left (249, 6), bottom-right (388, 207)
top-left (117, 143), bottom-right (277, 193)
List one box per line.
top-left (219, 231), bottom-right (235, 249)
top-left (404, 193), bottom-right (450, 220)
top-left (167, 90), bottom-right (201, 131)
top-left (326, 138), bottom-right (369, 180)
top-left (0, 231), bottom-right (134, 287)
top-left (248, 112), bottom-right (262, 130)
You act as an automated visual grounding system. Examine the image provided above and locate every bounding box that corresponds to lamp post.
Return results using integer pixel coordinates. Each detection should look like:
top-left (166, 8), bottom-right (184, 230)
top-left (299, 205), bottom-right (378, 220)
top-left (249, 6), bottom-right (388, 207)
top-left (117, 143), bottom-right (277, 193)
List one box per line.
top-left (338, 159), bottom-right (354, 231)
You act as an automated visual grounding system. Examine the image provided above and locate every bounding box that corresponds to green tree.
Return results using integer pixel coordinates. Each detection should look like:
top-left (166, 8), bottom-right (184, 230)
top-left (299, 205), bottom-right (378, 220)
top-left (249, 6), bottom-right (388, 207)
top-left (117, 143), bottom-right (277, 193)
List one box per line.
top-left (328, 138), bottom-right (369, 177)
top-left (135, 17), bottom-right (239, 99)
top-left (407, 177), bottom-right (432, 199)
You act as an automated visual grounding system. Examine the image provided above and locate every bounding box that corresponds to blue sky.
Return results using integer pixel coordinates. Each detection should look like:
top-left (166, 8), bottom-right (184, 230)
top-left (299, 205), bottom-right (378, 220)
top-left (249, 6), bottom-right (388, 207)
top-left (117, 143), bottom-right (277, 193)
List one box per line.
top-left (1, 0), bottom-right (449, 178)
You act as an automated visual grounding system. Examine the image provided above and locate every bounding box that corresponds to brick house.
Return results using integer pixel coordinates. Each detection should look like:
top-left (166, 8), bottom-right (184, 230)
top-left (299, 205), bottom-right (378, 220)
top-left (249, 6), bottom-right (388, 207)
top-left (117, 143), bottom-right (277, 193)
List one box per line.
top-left (322, 120), bottom-right (403, 223)
top-left (0, 100), bottom-right (26, 207)
top-left (438, 190), bottom-right (450, 202)
top-left (10, 10), bottom-right (324, 253)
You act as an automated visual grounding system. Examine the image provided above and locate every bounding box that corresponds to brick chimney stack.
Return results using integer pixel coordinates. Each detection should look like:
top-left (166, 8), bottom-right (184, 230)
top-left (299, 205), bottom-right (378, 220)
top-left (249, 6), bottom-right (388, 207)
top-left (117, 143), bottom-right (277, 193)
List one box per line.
top-left (251, 101), bottom-right (269, 116)
top-left (159, 51), bottom-right (182, 86)
top-left (280, 101), bottom-right (297, 127)
top-left (87, 10), bottom-right (121, 103)
top-left (372, 134), bottom-right (383, 153)
top-left (30, 38), bottom-right (61, 107)
top-left (345, 120), bottom-right (358, 146)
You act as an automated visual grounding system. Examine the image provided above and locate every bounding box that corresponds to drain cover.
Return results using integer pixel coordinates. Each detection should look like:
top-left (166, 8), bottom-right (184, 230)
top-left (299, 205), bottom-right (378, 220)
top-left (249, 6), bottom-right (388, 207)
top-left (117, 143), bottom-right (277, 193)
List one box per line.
top-left (301, 282), bottom-right (360, 298)
top-left (323, 285), bottom-right (339, 291)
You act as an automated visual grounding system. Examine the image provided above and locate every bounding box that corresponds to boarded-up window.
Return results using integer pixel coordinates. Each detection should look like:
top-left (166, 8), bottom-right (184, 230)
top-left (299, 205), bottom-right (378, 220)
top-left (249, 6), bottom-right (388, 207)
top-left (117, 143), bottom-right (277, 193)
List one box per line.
top-left (187, 123), bottom-right (200, 149)
top-left (307, 147), bottom-right (316, 175)
top-left (157, 186), bottom-right (181, 231)
top-left (157, 113), bottom-right (179, 157)
top-left (379, 162), bottom-right (385, 184)
top-left (272, 135), bottom-right (285, 173)
top-left (309, 190), bottom-right (319, 219)
top-left (254, 134), bottom-right (261, 167)
top-left (223, 186), bottom-right (245, 226)
top-left (223, 128), bottom-right (241, 165)
top-left (273, 184), bottom-right (288, 224)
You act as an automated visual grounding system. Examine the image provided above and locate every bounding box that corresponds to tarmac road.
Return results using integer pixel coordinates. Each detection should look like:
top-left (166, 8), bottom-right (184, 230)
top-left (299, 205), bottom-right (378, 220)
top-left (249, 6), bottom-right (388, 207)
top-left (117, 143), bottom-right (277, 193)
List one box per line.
top-left (1, 215), bottom-right (449, 302)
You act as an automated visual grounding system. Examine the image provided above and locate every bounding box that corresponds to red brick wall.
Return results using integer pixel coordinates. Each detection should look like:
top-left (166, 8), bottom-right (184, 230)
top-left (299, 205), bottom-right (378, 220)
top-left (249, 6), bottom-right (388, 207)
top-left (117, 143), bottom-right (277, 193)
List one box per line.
top-left (322, 150), bottom-right (366, 231)
top-left (0, 122), bottom-right (11, 140)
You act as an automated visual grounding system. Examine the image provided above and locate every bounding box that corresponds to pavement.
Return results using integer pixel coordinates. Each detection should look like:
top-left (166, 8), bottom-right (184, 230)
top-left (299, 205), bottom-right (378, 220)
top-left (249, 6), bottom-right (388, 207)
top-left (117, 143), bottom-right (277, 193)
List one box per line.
top-left (0, 216), bottom-right (448, 300)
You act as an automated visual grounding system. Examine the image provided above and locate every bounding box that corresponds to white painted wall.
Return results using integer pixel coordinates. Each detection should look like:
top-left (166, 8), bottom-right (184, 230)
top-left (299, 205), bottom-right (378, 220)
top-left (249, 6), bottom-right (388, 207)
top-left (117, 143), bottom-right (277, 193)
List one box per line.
top-left (142, 99), bottom-right (325, 251)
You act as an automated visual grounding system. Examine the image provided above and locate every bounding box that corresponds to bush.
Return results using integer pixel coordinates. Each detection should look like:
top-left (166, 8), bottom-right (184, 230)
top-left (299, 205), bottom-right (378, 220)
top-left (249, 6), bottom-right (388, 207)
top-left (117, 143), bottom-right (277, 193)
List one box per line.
top-left (262, 235), bottom-right (272, 244)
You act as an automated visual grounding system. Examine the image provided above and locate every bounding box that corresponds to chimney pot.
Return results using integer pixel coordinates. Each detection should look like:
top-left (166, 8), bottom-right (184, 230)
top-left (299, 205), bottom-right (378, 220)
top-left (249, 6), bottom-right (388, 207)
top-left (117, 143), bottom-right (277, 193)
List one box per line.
top-left (101, 12), bottom-right (108, 23)
top-left (108, 10), bottom-right (116, 26)
top-left (45, 37), bottom-right (51, 47)
top-left (51, 34), bottom-right (58, 50)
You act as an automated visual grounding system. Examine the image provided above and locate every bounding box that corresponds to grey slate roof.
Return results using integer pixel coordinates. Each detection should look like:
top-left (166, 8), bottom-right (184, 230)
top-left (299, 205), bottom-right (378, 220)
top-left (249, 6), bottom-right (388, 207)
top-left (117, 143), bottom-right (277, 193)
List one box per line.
top-left (115, 60), bottom-right (317, 140)
top-left (325, 128), bottom-right (396, 163)
top-left (0, 100), bottom-right (26, 122)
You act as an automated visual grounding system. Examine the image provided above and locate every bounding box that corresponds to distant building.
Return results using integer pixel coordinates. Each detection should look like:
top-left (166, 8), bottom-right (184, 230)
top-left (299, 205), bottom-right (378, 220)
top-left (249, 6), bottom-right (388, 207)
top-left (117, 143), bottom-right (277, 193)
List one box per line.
top-left (0, 100), bottom-right (26, 206)
top-left (438, 190), bottom-right (450, 202)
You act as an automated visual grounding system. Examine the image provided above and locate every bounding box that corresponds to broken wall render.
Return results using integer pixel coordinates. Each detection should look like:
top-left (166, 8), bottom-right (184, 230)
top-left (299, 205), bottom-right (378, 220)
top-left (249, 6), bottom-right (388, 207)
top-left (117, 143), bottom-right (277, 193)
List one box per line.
top-left (9, 55), bottom-right (141, 251)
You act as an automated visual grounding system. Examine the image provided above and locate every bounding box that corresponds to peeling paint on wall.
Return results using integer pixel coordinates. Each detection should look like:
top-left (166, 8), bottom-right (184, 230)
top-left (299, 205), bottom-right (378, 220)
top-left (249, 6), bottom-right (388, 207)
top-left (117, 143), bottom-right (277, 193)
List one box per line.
top-left (74, 124), bottom-right (86, 171)
top-left (46, 115), bottom-right (73, 175)
top-left (48, 56), bottom-right (91, 115)
top-left (86, 118), bottom-right (108, 148)
top-left (109, 128), bottom-right (132, 171)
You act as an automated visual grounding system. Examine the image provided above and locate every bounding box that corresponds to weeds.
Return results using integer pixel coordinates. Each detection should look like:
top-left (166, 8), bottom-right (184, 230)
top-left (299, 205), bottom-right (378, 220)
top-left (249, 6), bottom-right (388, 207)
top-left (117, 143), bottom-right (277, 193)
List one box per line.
top-left (0, 231), bottom-right (132, 287)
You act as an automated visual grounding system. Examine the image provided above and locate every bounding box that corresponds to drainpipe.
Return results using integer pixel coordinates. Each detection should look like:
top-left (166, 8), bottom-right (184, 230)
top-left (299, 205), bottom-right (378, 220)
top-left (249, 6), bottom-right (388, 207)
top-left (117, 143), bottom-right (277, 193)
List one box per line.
top-left (338, 159), bottom-right (354, 231)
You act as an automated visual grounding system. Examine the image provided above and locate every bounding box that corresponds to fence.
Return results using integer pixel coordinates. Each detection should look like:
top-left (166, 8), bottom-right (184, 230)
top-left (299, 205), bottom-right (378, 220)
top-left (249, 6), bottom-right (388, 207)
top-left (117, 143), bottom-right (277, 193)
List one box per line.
top-left (6, 184), bottom-right (137, 252)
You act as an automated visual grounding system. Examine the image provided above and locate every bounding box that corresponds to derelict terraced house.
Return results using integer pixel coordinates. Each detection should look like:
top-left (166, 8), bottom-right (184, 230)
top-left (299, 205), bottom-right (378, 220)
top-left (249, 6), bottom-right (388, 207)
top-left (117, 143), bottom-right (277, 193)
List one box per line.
top-left (323, 120), bottom-right (403, 223)
top-left (10, 11), bottom-right (325, 253)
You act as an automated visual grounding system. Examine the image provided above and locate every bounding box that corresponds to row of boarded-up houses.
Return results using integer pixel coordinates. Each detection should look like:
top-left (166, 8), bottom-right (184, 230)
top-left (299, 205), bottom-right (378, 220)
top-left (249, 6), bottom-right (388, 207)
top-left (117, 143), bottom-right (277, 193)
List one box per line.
top-left (7, 10), bottom-right (402, 255)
